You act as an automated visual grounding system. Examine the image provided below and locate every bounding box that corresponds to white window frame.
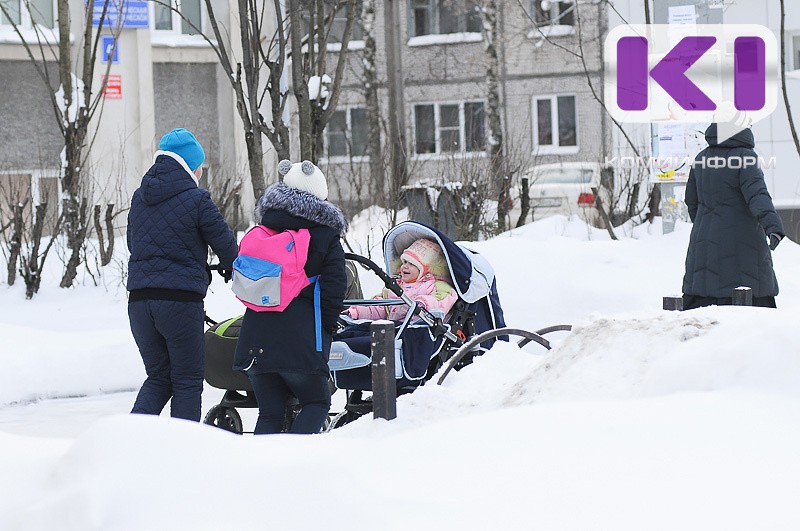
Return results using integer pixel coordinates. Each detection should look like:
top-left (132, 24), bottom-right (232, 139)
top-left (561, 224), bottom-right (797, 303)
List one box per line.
top-left (321, 106), bottom-right (370, 163)
top-left (531, 94), bottom-right (579, 155)
top-left (149, 0), bottom-right (205, 37)
top-left (527, 0), bottom-right (575, 38)
top-left (0, 0), bottom-right (58, 43)
top-left (408, 0), bottom-right (482, 39)
top-left (412, 100), bottom-right (486, 159)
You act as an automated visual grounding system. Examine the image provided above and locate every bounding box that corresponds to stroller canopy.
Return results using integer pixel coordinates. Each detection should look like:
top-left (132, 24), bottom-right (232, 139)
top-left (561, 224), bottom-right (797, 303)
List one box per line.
top-left (383, 221), bottom-right (495, 304)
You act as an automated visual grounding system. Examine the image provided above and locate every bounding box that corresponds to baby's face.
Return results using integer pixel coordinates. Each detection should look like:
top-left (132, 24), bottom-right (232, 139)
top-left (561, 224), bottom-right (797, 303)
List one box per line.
top-left (399, 259), bottom-right (420, 283)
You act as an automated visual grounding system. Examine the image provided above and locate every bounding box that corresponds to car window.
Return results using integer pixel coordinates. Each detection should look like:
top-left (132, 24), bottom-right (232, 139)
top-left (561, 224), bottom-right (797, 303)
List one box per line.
top-left (533, 169), bottom-right (594, 184)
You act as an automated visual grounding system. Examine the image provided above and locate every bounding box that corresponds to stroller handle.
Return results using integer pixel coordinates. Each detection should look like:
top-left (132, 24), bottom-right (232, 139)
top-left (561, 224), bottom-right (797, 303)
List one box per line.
top-left (344, 253), bottom-right (404, 297)
top-left (344, 253), bottom-right (461, 345)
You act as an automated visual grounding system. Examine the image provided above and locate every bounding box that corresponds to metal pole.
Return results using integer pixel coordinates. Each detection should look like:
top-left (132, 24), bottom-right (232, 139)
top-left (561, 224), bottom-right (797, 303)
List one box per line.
top-left (370, 321), bottom-right (397, 420)
top-left (733, 287), bottom-right (753, 306)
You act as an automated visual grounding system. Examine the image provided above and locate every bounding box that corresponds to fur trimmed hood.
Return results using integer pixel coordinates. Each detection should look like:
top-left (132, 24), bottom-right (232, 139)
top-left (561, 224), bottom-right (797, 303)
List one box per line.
top-left (255, 182), bottom-right (348, 237)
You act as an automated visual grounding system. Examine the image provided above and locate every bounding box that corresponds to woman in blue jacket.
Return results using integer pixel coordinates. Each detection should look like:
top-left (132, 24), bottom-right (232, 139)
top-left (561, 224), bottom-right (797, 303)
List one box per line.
top-left (233, 160), bottom-right (347, 434)
top-left (127, 128), bottom-right (238, 421)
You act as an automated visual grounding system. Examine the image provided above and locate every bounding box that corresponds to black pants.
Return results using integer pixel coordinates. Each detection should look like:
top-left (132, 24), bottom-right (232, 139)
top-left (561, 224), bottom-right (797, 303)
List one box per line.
top-left (247, 371), bottom-right (331, 435)
top-left (682, 294), bottom-right (777, 310)
top-left (128, 299), bottom-right (205, 421)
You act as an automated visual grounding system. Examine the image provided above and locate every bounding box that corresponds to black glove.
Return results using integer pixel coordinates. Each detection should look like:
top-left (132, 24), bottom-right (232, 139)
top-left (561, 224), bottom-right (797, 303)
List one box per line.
top-left (206, 265), bottom-right (213, 285)
top-left (768, 233), bottom-right (784, 251)
top-left (217, 267), bottom-right (233, 283)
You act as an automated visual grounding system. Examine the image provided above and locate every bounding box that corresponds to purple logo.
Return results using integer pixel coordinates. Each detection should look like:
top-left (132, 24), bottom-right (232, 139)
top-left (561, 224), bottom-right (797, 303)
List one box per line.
top-left (617, 35), bottom-right (764, 112)
top-left (604, 24), bottom-right (777, 134)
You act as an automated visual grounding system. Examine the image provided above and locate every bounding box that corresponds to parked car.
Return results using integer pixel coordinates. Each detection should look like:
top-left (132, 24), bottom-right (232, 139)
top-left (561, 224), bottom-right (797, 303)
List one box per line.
top-left (520, 162), bottom-right (622, 228)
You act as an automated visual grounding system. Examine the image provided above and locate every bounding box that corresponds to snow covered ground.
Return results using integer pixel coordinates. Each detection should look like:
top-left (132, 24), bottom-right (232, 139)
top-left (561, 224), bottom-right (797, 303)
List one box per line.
top-left (1, 215), bottom-right (800, 530)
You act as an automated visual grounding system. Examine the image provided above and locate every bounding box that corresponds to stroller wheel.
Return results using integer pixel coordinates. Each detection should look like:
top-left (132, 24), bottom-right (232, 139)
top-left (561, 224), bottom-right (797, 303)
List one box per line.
top-left (203, 405), bottom-right (243, 434)
top-left (326, 410), bottom-right (360, 431)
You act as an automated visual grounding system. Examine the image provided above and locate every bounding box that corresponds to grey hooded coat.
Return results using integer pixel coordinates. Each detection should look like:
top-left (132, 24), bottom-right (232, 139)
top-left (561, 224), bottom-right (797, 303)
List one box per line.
top-left (682, 124), bottom-right (784, 299)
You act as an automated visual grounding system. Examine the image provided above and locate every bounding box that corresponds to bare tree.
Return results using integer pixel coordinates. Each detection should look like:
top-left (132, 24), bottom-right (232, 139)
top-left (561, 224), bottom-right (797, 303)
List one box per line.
top-left (0, 0), bottom-right (122, 288)
top-left (480, 0), bottom-right (511, 232)
top-left (362, 0), bottom-right (385, 205)
top-left (196, 0), bottom-right (361, 198)
top-left (199, 0), bottom-right (290, 199)
top-left (19, 203), bottom-right (63, 298)
top-left (288, 0), bottom-right (358, 163)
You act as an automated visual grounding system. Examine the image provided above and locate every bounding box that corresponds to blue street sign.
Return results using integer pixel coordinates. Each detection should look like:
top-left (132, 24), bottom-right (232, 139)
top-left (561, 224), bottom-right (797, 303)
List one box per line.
top-left (102, 36), bottom-right (119, 63)
top-left (92, 0), bottom-right (149, 29)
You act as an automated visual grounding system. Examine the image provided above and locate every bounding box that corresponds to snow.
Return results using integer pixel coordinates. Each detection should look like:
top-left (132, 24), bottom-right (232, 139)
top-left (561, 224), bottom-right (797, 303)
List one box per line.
top-left (54, 73), bottom-right (85, 126)
top-left (407, 32), bottom-right (483, 47)
top-left (2, 213), bottom-right (800, 530)
top-left (308, 73), bottom-right (332, 101)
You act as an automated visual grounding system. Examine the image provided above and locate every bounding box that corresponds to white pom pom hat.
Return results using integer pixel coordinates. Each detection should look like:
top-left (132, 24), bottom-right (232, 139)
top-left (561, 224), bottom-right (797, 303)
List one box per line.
top-left (278, 159), bottom-right (328, 200)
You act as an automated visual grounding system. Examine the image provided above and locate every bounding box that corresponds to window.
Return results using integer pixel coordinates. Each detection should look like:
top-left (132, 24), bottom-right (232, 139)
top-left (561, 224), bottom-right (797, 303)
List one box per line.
top-left (0, 0), bottom-right (54, 29)
top-left (413, 101), bottom-right (486, 155)
top-left (325, 107), bottom-right (368, 159)
top-left (409, 0), bottom-right (481, 37)
top-left (532, 95), bottom-right (578, 153)
top-left (531, 0), bottom-right (575, 27)
top-left (152, 0), bottom-right (202, 35)
top-left (302, 0), bottom-right (364, 44)
top-left (793, 35), bottom-right (800, 71)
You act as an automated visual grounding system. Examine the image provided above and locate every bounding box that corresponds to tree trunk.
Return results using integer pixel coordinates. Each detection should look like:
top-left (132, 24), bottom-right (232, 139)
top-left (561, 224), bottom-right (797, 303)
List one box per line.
top-left (482, 0), bottom-right (508, 233)
top-left (383, 0), bottom-right (408, 216)
top-left (93, 203), bottom-right (115, 266)
top-left (516, 177), bottom-right (530, 228)
top-left (22, 204), bottom-right (50, 298)
top-left (60, 196), bottom-right (88, 288)
top-left (363, 0), bottom-right (384, 205)
top-left (7, 203), bottom-right (24, 286)
top-left (245, 126), bottom-right (266, 198)
top-left (237, 0), bottom-right (267, 197)
top-left (289, 0), bottom-right (314, 162)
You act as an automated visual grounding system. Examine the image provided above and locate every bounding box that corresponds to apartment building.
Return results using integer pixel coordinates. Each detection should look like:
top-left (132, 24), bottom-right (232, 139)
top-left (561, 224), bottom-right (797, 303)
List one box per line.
top-left (319, 0), bottom-right (614, 215)
top-left (0, 0), bottom-right (617, 229)
top-left (0, 0), bottom-right (251, 231)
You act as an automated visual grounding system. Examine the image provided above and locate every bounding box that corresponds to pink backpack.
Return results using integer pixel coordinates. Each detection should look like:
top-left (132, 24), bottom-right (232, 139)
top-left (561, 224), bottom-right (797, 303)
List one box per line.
top-left (231, 226), bottom-right (313, 312)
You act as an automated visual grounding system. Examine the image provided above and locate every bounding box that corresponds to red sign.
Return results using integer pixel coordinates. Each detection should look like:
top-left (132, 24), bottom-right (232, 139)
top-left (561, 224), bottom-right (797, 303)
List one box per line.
top-left (102, 74), bottom-right (122, 99)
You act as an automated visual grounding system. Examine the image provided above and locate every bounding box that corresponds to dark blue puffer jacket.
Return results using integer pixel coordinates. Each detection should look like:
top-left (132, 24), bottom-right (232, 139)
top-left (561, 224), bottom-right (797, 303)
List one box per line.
top-left (127, 153), bottom-right (238, 296)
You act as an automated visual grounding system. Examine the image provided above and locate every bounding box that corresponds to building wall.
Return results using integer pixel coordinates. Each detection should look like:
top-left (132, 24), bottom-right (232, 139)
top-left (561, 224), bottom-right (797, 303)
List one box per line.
top-left (153, 62), bottom-right (221, 168)
top-left (0, 0), bottom-right (253, 231)
top-left (0, 60), bottom-right (61, 170)
top-left (319, 0), bottom-right (610, 215)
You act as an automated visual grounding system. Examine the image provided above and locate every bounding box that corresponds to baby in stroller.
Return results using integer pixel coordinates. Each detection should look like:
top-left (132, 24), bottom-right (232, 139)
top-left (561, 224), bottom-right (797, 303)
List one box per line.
top-left (345, 238), bottom-right (458, 322)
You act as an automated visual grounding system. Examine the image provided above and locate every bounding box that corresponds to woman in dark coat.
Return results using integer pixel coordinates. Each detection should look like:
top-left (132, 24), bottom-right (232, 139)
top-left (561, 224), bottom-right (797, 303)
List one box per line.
top-left (233, 160), bottom-right (347, 434)
top-left (682, 124), bottom-right (784, 310)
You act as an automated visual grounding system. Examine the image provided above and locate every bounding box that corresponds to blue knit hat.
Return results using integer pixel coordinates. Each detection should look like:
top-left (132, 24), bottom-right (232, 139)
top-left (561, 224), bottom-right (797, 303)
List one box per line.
top-left (159, 128), bottom-right (205, 171)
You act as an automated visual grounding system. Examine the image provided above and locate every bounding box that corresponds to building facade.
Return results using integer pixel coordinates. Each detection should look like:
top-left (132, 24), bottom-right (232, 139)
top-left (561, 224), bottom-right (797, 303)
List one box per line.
top-left (0, 0), bottom-right (252, 232)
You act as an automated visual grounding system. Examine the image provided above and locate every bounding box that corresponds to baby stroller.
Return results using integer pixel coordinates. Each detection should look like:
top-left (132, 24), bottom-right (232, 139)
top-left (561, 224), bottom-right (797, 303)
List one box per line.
top-left (202, 258), bottom-right (362, 434)
top-left (203, 220), bottom-right (566, 433)
top-left (326, 220), bottom-right (569, 428)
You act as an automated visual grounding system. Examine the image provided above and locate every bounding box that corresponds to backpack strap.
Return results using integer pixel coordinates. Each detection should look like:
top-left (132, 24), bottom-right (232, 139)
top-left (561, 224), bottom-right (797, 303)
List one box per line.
top-left (309, 275), bottom-right (322, 352)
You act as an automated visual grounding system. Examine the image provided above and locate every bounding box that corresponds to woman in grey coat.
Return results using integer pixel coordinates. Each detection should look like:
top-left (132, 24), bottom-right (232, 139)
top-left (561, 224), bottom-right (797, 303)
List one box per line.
top-left (682, 123), bottom-right (784, 309)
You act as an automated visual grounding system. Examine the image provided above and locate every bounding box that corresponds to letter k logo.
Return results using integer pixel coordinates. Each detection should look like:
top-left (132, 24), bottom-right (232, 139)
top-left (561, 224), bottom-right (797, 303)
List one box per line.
top-left (618, 36), bottom-right (717, 112)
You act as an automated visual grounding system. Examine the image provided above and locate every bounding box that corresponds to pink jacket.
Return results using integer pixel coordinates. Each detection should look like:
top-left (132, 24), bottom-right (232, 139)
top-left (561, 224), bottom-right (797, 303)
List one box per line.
top-left (348, 273), bottom-right (458, 321)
